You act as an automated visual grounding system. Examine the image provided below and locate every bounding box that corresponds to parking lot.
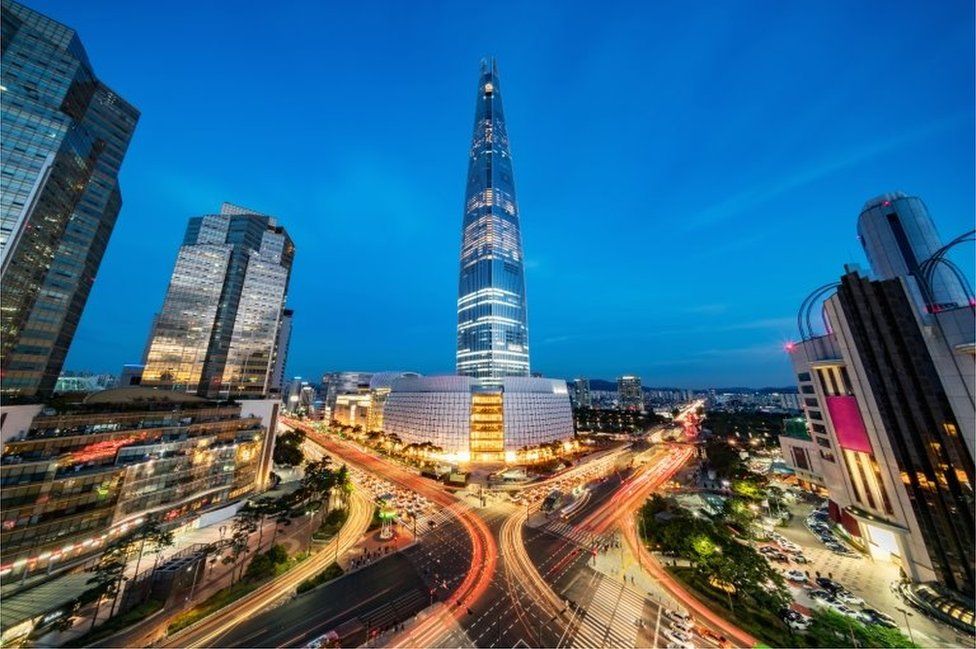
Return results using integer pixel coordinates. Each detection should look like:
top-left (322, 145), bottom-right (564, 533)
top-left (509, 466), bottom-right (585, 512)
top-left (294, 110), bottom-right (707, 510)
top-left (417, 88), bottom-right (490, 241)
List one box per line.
top-left (771, 502), bottom-right (967, 647)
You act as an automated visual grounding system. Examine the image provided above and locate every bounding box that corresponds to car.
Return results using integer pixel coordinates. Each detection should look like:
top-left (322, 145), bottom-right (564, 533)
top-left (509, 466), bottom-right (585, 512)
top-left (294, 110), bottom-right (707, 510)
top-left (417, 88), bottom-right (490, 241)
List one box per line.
top-left (786, 617), bottom-right (811, 631)
top-left (859, 608), bottom-right (898, 628)
top-left (791, 553), bottom-right (810, 564)
top-left (759, 546), bottom-right (779, 555)
top-left (697, 627), bottom-right (728, 646)
top-left (826, 542), bottom-right (846, 552)
top-left (785, 569), bottom-right (807, 583)
top-left (780, 608), bottom-right (803, 622)
top-left (668, 617), bottom-right (695, 633)
top-left (767, 552), bottom-right (790, 563)
top-left (665, 642), bottom-right (693, 649)
top-left (663, 628), bottom-right (692, 644)
top-left (810, 589), bottom-right (836, 605)
top-left (815, 577), bottom-right (842, 592)
top-left (663, 609), bottom-right (691, 625)
top-left (835, 590), bottom-right (865, 606)
top-left (832, 603), bottom-right (859, 618)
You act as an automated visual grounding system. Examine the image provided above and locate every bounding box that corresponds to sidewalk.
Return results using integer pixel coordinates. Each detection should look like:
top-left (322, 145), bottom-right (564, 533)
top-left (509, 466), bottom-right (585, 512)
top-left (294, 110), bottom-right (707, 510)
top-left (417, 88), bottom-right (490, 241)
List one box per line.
top-left (588, 528), bottom-right (685, 614)
top-left (34, 499), bottom-right (321, 647)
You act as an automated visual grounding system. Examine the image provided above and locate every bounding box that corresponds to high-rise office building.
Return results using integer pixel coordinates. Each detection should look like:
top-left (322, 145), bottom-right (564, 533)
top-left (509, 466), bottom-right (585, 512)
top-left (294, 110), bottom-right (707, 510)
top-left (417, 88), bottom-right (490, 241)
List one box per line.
top-left (618, 375), bottom-right (644, 411)
top-left (141, 204), bottom-right (294, 398)
top-left (858, 192), bottom-right (969, 310)
top-left (0, 0), bottom-right (139, 401)
top-left (270, 308), bottom-right (293, 394)
top-left (456, 58), bottom-right (530, 384)
top-left (573, 377), bottom-right (592, 408)
top-left (320, 371), bottom-right (373, 412)
top-left (780, 193), bottom-right (974, 627)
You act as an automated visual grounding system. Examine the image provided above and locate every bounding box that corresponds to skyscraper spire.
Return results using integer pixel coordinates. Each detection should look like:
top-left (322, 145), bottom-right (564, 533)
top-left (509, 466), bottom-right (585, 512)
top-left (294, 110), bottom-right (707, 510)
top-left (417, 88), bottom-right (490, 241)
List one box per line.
top-left (456, 58), bottom-right (530, 384)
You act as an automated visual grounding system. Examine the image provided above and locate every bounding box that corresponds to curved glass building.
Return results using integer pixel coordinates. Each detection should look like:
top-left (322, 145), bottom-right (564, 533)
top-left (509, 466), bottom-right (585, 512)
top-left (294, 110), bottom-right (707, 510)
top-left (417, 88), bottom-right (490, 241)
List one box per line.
top-left (382, 375), bottom-right (573, 460)
top-left (456, 57), bottom-right (530, 385)
top-left (858, 192), bottom-right (969, 310)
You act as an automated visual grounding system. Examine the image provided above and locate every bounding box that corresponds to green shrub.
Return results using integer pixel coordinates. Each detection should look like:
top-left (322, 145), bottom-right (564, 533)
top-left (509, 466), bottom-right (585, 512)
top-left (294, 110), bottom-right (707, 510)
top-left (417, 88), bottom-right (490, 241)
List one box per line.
top-left (296, 563), bottom-right (344, 594)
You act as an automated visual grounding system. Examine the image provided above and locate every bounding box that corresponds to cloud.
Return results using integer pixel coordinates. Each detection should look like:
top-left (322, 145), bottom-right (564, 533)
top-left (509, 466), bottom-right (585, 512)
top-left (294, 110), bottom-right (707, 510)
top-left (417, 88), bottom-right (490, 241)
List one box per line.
top-left (679, 112), bottom-right (967, 234)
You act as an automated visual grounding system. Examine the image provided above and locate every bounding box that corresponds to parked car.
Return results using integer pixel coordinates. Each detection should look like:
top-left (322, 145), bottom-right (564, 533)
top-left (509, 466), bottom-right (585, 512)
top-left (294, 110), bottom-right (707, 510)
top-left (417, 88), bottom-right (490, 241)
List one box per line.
top-left (858, 608), bottom-right (898, 628)
top-left (836, 590), bottom-right (865, 606)
top-left (786, 617), bottom-right (810, 631)
top-left (664, 628), bottom-right (692, 645)
top-left (666, 642), bottom-right (694, 649)
top-left (791, 553), bottom-right (810, 564)
top-left (810, 589), bottom-right (836, 605)
top-left (768, 552), bottom-right (790, 563)
top-left (785, 569), bottom-right (808, 583)
top-left (668, 617), bottom-right (694, 633)
top-left (832, 603), bottom-right (859, 618)
top-left (663, 609), bottom-right (691, 625)
top-left (816, 577), bottom-right (843, 592)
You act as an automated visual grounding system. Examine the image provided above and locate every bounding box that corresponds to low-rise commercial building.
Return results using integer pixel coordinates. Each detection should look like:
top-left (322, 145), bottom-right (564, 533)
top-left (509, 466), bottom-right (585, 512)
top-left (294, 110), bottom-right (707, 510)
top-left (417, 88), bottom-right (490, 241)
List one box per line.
top-left (0, 388), bottom-right (276, 582)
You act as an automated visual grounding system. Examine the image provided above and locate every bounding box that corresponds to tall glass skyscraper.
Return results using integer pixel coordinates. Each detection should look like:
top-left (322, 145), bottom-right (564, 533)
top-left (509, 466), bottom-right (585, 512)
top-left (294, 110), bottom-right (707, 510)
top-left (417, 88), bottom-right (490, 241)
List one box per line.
top-left (0, 0), bottom-right (139, 401)
top-left (456, 58), bottom-right (530, 385)
top-left (141, 204), bottom-right (295, 398)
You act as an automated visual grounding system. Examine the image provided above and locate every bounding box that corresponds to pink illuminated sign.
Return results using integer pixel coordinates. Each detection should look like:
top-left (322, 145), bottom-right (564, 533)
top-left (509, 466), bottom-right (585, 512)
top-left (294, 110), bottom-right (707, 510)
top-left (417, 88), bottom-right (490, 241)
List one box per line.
top-left (826, 395), bottom-right (872, 454)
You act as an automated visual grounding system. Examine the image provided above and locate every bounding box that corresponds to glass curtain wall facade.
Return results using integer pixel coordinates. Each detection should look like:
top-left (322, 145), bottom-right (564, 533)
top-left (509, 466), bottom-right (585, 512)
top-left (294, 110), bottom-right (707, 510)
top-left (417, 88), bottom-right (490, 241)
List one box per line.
top-left (142, 204), bottom-right (294, 398)
top-left (0, 0), bottom-right (139, 401)
top-left (456, 58), bottom-right (530, 385)
top-left (857, 192), bottom-right (969, 311)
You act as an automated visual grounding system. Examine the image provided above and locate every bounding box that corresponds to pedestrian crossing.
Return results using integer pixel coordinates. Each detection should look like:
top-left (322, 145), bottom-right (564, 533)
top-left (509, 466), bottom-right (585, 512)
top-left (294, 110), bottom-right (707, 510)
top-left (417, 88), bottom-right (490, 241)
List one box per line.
top-left (408, 507), bottom-right (455, 537)
top-left (569, 577), bottom-right (647, 649)
top-left (543, 519), bottom-right (605, 551)
top-left (359, 588), bottom-right (429, 635)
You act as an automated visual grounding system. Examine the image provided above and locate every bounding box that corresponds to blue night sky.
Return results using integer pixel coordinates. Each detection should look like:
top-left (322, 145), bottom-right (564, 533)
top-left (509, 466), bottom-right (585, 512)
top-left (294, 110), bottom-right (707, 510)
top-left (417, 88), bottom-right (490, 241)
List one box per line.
top-left (36, 0), bottom-right (973, 388)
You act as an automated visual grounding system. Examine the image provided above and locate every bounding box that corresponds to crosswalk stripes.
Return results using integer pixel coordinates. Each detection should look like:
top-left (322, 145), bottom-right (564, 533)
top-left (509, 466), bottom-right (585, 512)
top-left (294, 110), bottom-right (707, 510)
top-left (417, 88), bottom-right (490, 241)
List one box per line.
top-left (570, 576), bottom-right (647, 649)
top-left (359, 588), bottom-right (429, 633)
top-left (398, 506), bottom-right (454, 538)
top-left (543, 519), bottom-right (605, 550)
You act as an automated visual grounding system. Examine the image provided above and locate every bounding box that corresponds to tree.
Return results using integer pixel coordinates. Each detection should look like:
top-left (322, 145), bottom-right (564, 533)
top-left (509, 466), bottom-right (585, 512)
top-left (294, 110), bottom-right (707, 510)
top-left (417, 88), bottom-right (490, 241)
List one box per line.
top-left (224, 507), bottom-right (259, 583)
top-left (126, 515), bottom-right (174, 581)
top-left (84, 541), bottom-right (128, 632)
top-left (273, 429), bottom-right (306, 466)
top-left (805, 609), bottom-right (916, 648)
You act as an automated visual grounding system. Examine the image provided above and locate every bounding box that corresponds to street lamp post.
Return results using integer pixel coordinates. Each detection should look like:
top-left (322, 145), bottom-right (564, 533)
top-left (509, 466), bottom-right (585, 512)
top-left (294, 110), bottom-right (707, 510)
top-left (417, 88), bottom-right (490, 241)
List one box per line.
top-left (895, 607), bottom-right (916, 645)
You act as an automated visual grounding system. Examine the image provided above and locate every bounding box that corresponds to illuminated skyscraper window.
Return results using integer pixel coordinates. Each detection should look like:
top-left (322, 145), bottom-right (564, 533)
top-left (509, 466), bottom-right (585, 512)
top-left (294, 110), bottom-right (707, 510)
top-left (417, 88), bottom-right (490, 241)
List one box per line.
top-left (142, 204), bottom-right (294, 398)
top-left (0, 0), bottom-right (139, 401)
top-left (456, 58), bottom-right (530, 385)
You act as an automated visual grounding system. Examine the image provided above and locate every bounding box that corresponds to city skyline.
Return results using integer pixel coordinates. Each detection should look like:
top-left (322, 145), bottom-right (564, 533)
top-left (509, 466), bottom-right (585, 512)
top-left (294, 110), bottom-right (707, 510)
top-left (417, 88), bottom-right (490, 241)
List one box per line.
top-left (26, 0), bottom-right (974, 387)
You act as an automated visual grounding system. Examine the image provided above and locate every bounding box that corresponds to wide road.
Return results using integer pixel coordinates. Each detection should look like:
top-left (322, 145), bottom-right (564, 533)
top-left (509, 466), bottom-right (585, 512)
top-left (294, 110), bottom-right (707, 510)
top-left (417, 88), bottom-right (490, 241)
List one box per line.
top-left (206, 552), bottom-right (427, 647)
top-left (282, 418), bottom-right (497, 645)
top-left (163, 487), bottom-right (373, 648)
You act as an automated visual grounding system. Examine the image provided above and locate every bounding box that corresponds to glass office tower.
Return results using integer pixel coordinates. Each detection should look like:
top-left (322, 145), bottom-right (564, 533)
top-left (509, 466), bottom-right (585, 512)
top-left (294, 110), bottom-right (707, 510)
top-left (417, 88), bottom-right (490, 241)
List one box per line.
top-left (0, 0), bottom-right (139, 401)
top-left (456, 58), bottom-right (530, 385)
top-left (141, 204), bottom-right (294, 398)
